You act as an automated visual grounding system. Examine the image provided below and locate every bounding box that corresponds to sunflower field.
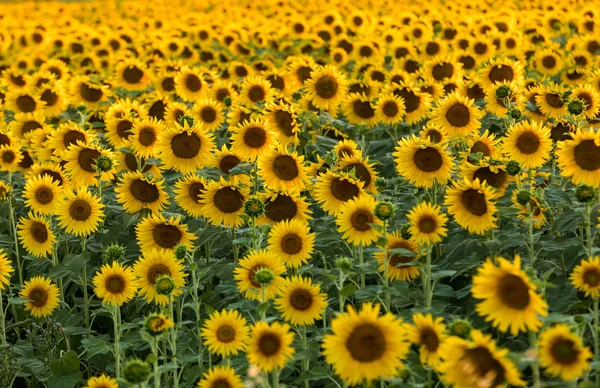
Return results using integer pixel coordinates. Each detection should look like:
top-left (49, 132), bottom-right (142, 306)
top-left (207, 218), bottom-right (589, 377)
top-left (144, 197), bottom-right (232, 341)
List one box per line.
top-left (1, 0), bottom-right (600, 387)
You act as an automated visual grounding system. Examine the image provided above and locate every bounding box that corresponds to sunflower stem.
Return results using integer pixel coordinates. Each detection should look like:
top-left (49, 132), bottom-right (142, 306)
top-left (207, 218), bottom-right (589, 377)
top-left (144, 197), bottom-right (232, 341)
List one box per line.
top-left (300, 325), bottom-right (309, 388)
top-left (528, 331), bottom-right (541, 388)
top-left (169, 295), bottom-right (178, 388)
top-left (7, 173), bottom-right (23, 286)
top-left (593, 298), bottom-right (599, 386)
top-left (190, 255), bottom-right (203, 369)
top-left (232, 226), bottom-right (238, 263)
top-left (272, 369), bottom-right (279, 388)
top-left (527, 203), bottom-right (536, 266)
top-left (382, 220), bottom-right (391, 313)
top-left (585, 202), bottom-right (594, 258)
top-left (423, 244), bottom-right (433, 308)
top-left (260, 284), bottom-right (267, 321)
top-left (338, 268), bottom-right (346, 313)
top-left (114, 304), bottom-right (121, 379)
top-left (152, 337), bottom-right (160, 388)
top-left (358, 245), bottom-right (365, 288)
top-left (0, 288), bottom-right (6, 347)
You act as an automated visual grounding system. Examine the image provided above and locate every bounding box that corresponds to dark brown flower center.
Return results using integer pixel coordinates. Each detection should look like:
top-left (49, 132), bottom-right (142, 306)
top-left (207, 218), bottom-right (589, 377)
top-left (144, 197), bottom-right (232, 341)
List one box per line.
top-left (213, 187), bottom-right (244, 213)
top-left (152, 224), bottom-right (182, 249)
top-left (418, 215), bottom-right (437, 234)
top-left (17, 95), bottom-right (36, 112)
top-left (22, 121), bottom-right (42, 134)
top-left (473, 167), bottom-right (507, 189)
top-left (216, 324), bottom-right (236, 343)
top-left (541, 55), bottom-right (556, 69)
top-left (200, 106), bottom-right (217, 123)
top-left (29, 287), bottom-right (49, 307)
top-left (545, 93), bottom-right (564, 108)
top-left (461, 189), bottom-right (487, 216)
top-left (352, 100), bottom-right (375, 119)
top-left (445, 103), bottom-right (471, 127)
top-left (185, 74), bottom-right (202, 92)
top-left (265, 195), bottom-right (297, 222)
top-left (432, 62), bottom-right (454, 81)
top-left (395, 88), bottom-right (420, 113)
top-left (290, 288), bottom-right (313, 311)
top-left (248, 85), bottom-right (266, 103)
top-left (463, 347), bottom-right (506, 386)
top-left (138, 127), bottom-right (156, 146)
top-left (77, 148), bottom-right (101, 173)
top-left (498, 273), bottom-right (530, 309)
top-left (550, 339), bottom-right (579, 365)
top-left (296, 66), bottom-right (312, 83)
top-left (63, 130), bottom-right (86, 149)
top-left (106, 275), bottom-right (125, 294)
top-left (187, 182), bottom-right (205, 203)
top-left (123, 66), bottom-right (144, 84)
top-left (116, 120), bottom-right (133, 139)
top-left (272, 155), bottom-right (299, 181)
top-left (147, 263), bottom-right (170, 283)
top-left (80, 83), bottom-right (103, 102)
top-left (35, 186), bottom-right (53, 205)
top-left (210, 378), bottom-right (232, 388)
top-left (382, 101), bottom-right (399, 118)
top-left (274, 110), bottom-right (294, 136)
top-left (342, 163), bottom-right (371, 187)
top-left (583, 269), bottom-right (600, 287)
top-left (470, 141), bottom-right (491, 157)
top-left (281, 233), bottom-right (302, 254)
top-left (330, 178), bottom-right (360, 201)
top-left (30, 221), bottom-right (48, 243)
top-left (243, 127), bottom-right (267, 149)
top-left (315, 76), bottom-right (338, 99)
top-left (414, 147), bottom-right (443, 172)
top-left (161, 77), bottom-right (175, 92)
top-left (258, 333), bottom-right (281, 356)
top-left (515, 131), bottom-right (540, 154)
top-left (69, 199), bottom-right (92, 221)
top-left (171, 132), bottom-right (201, 159)
top-left (130, 179), bottom-right (160, 203)
top-left (488, 65), bottom-right (514, 84)
top-left (346, 323), bottom-right (386, 362)
top-left (419, 327), bottom-right (439, 352)
top-left (218, 155), bottom-right (240, 175)
top-left (149, 100), bottom-right (166, 120)
top-left (574, 140), bottom-right (600, 171)
top-left (2, 150), bottom-right (15, 164)
top-left (350, 210), bottom-right (372, 231)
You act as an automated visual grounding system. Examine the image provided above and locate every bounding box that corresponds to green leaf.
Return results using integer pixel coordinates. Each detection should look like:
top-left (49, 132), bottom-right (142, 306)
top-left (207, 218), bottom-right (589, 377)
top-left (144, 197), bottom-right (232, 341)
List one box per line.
top-left (340, 284), bottom-right (356, 298)
top-left (387, 247), bottom-right (416, 258)
top-left (295, 367), bottom-right (331, 383)
top-left (49, 351), bottom-right (81, 378)
top-left (432, 270), bottom-right (457, 281)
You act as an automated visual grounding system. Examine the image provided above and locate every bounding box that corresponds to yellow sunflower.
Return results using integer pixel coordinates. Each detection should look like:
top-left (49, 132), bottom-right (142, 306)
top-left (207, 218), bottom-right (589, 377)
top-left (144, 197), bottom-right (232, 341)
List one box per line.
top-left (201, 309), bottom-right (250, 357)
top-left (92, 261), bottom-right (138, 306)
top-left (114, 59), bottom-right (150, 91)
top-left (438, 329), bottom-right (525, 387)
top-left (174, 66), bottom-right (204, 101)
top-left (115, 171), bottom-right (168, 215)
top-left (502, 121), bottom-right (552, 169)
top-left (62, 141), bottom-right (115, 187)
top-left (430, 92), bottom-right (484, 138)
top-left (341, 93), bottom-right (378, 127)
top-left (312, 171), bottom-right (364, 215)
top-left (210, 146), bottom-right (249, 184)
top-left (258, 148), bottom-right (308, 194)
top-left (538, 324), bottom-right (592, 381)
top-left (267, 219), bottom-right (314, 268)
top-left (247, 321), bottom-right (295, 372)
top-left (238, 75), bottom-right (274, 106)
top-left (375, 232), bottom-right (420, 282)
top-left (234, 249), bottom-right (285, 301)
top-left (337, 155), bottom-right (378, 193)
top-left (0, 144), bottom-right (22, 172)
top-left (405, 313), bottom-right (447, 368)
top-left (174, 175), bottom-right (207, 218)
top-left (336, 195), bottom-right (381, 247)
top-left (388, 83), bottom-right (431, 124)
top-left (135, 214), bottom-right (195, 252)
top-left (407, 202), bottom-right (448, 245)
top-left (17, 212), bottom-right (55, 258)
top-left (461, 161), bottom-right (510, 194)
top-left (200, 178), bottom-right (249, 228)
top-left (197, 366), bottom-right (244, 388)
top-left (375, 93), bottom-right (406, 125)
top-left (230, 117), bottom-right (278, 161)
top-left (304, 65), bottom-right (348, 111)
top-left (56, 188), bottom-right (104, 237)
top-left (84, 374), bottom-right (118, 388)
top-left (265, 102), bottom-right (299, 146)
top-left (393, 135), bottom-right (453, 188)
top-left (22, 174), bottom-right (62, 215)
top-left (133, 248), bottom-right (187, 305)
top-left (472, 255), bottom-right (548, 335)
top-left (192, 98), bottom-right (225, 131)
top-left (0, 251), bottom-right (14, 290)
top-left (130, 117), bottom-right (164, 159)
top-left (512, 192), bottom-right (548, 229)
top-left (444, 178), bottom-right (498, 235)
top-left (157, 121), bottom-right (215, 175)
top-left (478, 58), bottom-right (524, 90)
top-left (556, 128), bottom-right (600, 187)
top-left (333, 139), bottom-right (362, 160)
top-left (570, 256), bottom-right (600, 298)
top-left (322, 303), bottom-right (410, 386)
top-left (20, 276), bottom-right (60, 318)
top-left (44, 122), bottom-right (92, 158)
top-left (259, 192), bottom-right (312, 225)
top-left (535, 85), bottom-right (567, 119)
top-left (275, 276), bottom-right (327, 326)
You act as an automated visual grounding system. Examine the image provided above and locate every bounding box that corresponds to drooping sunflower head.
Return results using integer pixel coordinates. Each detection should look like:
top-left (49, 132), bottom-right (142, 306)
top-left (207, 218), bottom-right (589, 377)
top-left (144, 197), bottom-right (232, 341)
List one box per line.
top-left (20, 275), bottom-right (60, 318)
top-left (92, 261), bottom-right (138, 306)
top-left (538, 324), bottom-right (592, 381)
top-left (201, 309), bottom-right (250, 357)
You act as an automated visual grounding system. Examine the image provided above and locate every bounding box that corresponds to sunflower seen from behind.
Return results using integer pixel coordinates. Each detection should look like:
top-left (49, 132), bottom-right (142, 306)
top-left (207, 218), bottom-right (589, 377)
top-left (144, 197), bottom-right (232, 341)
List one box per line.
top-left (56, 187), bottom-right (104, 237)
top-left (322, 303), bottom-right (410, 386)
top-left (275, 276), bottom-right (327, 326)
top-left (472, 255), bottom-right (548, 335)
top-left (92, 261), bottom-right (138, 306)
top-left (133, 248), bottom-right (187, 305)
top-left (17, 212), bottom-right (55, 258)
top-left (20, 276), bottom-right (60, 318)
top-left (444, 178), bottom-right (498, 235)
top-left (197, 366), bottom-right (244, 388)
top-left (267, 219), bottom-right (314, 268)
top-left (394, 135), bottom-right (452, 188)
top-left (157, 120), bottom-right (215, 175)
top-left (570, 256), bottom-right (600, 298)
top-left (538, 324), bottom-right (592, 381)
top-left (201, 309), bottom-right (250, 357)
top-left (247, 321), bottom-right (295, 373)
top-left (115, 171), bottom-right (168, 215)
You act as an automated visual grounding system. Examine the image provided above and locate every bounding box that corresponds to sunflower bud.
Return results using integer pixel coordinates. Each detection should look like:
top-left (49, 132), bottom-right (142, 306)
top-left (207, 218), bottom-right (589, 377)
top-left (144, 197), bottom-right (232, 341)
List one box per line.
top-left (254, 268), bottom-right (275, 286)
top-left (179, 115), bottom-right (195, 127)
top-left (174, 244), bottom-right (187, 260)
top-left (154, 274), bottom-right (176, 296)
top-left (515, 190), bottom-right (532, 206)
top-left (508, 108), bottom-right (522, 120)
top-left (244, 197), bottom-right (265, 218)
top-left (123, 359), bottom-right (151, 384)
top-left (374, 201), bottom-right (395, 221)
top-left (400, 223), bottom-right (412, 240)
top-left (95, 155), bottom-right (113, 172)
top-left (505, 160), bottom-right (521, 176)
top-left (144, 313), bottom-right (175, 337)
top-left (575, 184), bottom-right (596, 203)
top-left (223, 96), bottom-right (233, 107)
top-left (494, 85), bottom-right (511, 99)
top-left (449, 318), bottom-right (472, 339)
top-left (375, 177), bottom-right (387, 192)
top-left (336, 257), bottom-right (353, 273)
top-left (567, 99), bottom-right (585, 116)
top-left (103, 243), bottom-right (126, 262)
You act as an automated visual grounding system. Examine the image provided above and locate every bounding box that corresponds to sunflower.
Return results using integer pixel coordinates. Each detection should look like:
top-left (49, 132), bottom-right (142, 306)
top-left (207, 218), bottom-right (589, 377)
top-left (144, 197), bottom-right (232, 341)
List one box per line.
top-left (4, 91), bottom-right (43, 114)
top-left (17, 212), bottom-right (55, 258)
top-left (28, 163), bottom-right (69, 189)
top-left (197, 366), bottom-right (244, 388)
top-left (407, 202), bottom-right (448, 245)
top-left (157, 121), bottom-right (215, 174)
top-left (430, 92), bottom-right (483, 138)
top-left (174, 175), bottom-right (207, 218)
top-left (164, 101), bottom-right (191, 125)
top-left (478, 58), bottom-right (524, 90)
top-left (313, 171), bottom-right (364, 215)
top-left (375, 93), bottom-right (406, 125)
top-left (62, 141), bottom-right (115, 187)
top-left (0, 251), bottom-right (14, 290)
top-left (174, 66), bottom-right (204, 101)
top-left (461, 161), bottom-right (509, 193)
top-left (337, 156), bottom-right (378, 193)
top-left (389, 83), bottom-right (432, 124)
top-left (201, 309), bottom-right (250, 357)
top-left (0, 144), bottom-right (23, 172)
top-left (464, 129), bottom-right (500, 161)
top-left (130, 117), bottom-right (164, 159)
top-left (84, 374), bottom-right (118, 388)
top-left (258, 148), bottom-right (308, 194)
top-left (69, 76), bottom-right (109, 109)
top-left (333, 139), bottom-right (362, 160)
top-left (375, 232), bottom-right (420, 282)
top-left (230, 117), bottom-right (278, 161)
top-left (265, 102), bottom-right (299, 146)
top-left (438, 329), bottom-right (525, 387)
top-left (538, 324), bottom-right (592, 381)
top-left (275, 276), bottom-right (327, 326)
top-left (502, 120), bottom-right (552, 169)
top-left (406, 313), bottom-right (447, 368)
top-left (534, 49), bottom-right (563, 77)
top-left (418, 123), bottom-right (448, 144)
top-left (570, 84), bottom-right (600, 119)
top-left (267, 219), bottom-right (314, 268)
top-left (133, 248), bottom-right (187, 305)
top-left (556, 128), bottom-right (600, 187)
top-left (393, 136), bottom-right (453, 188)
top-left (342, 93), bottom-right (378, 127)
top-left (322, 303), bottom-right (410, 385)
top-left (512, 192), bottom-right (548, 229)
top-left (234, 249), bottom-right (286, 301)
top-left (92, 261), bottom-right (138, 306)
top-left (135, 214), bottom-right (195, 252)
top-left (484, 81), bottom-right (526, 117)
top-left (238, 75), bottom-right (273, 106)
top-left (208, 80), bottom-right (238, 103)
top-left (336, 195), bottom-right (381, 246)
top-left (246, 321), bottom-right (294, 373)
top-left (570, 256), bottom-right (600, 298)
top-left (115, 59), bottom-right (150, 91)
top-left (259, 192), bottom-right (312, 225)
top-left (192, 98), bottom-right (225, 131)
top-left (200, 178), bottom-right (248, 228)
top-left (20, 276), bottom-right (60, 318)
top-left (304, 65), bottom-right (348, 111)
top-left (44, 122), bottom-right (92, 158)
top-left (535, 85), bottom-right (567, 119)
top-left (56, 188), bottom-right (104, 237)
top-left (444, 178), bottom-right (498, 235)
top-left (9, 112), bottom-right (46, 142)
top-left (104, 108), bottom-right (139, 149)
top-left (115, 171), bottom-right (168, 215)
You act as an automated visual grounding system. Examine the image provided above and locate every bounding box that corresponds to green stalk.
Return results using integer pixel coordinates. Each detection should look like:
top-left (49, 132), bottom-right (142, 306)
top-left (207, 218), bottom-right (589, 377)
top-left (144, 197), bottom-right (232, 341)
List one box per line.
top-left (338, 268), bottom-right (346, 313)
top-left (422, 245), bottom-right (433, 308)
top-left (82, 238), bottom-right (90, 335)
top-left (152, 337), bottom-right (160, 388)
top-left (527, 203), bottom-right (536, 266)
top-left (272, 369), bottom-right (279, 388)
top-left (593, 298), bottom-right (599, 386)
top-left (585, 202), bottom-right (594, 258)
top-left (190, 259), bottom-right (203, 369)
top-left (300, 326), bottom-right (309, 388)
top-left (260, 284), bottom-right (267, 321)
top-left (358, 245), bottom-right (365, 288)
top-left (169, 296), bottom-right (178, 388)
top-left (382, 221), bottom-right (391, 313)
top-left (232, 226), bottom-right (238, 262)
top-left (8, 174), bottom-right (22, 285)
top-left (114, 305), bottom-right (121, 379)
top-left (0, 288), bottom-right (5, 346)
top-left (528, 331), bottom-right (541, 388)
